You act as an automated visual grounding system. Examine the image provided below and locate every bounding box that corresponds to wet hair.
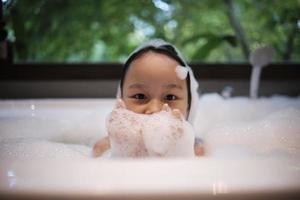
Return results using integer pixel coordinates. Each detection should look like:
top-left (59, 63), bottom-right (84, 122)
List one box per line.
top-left (120, 44), bottom-right (192, 115)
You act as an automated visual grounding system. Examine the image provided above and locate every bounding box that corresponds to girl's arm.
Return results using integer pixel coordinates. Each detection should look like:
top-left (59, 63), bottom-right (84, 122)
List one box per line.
top-left (93, 136), bottom-right (111, 157)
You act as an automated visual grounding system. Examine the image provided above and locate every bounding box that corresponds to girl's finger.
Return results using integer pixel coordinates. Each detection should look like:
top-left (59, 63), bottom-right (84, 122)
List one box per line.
top-left (162, 103), bottom-right (171, 112)
top-left (172, 109), bottom-right (183, 121)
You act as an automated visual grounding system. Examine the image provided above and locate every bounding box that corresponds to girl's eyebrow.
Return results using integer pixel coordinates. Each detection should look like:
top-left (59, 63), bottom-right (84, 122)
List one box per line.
top-left (128, 83), bottom-right (149, 89)
top-left (162, 84), bottom-right (183, 90)
top-left (129, 83), bottom-right (182, 90)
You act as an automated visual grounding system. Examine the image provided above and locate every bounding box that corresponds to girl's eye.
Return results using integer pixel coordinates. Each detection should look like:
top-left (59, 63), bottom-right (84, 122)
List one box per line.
top-left (165, 94), bottom-right (177, 101)
top-left (132, 94), bottom-right (146, 100)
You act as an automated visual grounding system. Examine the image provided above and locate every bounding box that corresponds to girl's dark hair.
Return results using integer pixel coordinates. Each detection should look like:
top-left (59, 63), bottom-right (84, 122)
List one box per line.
top-left (120, 44), bottom-right (192, 115)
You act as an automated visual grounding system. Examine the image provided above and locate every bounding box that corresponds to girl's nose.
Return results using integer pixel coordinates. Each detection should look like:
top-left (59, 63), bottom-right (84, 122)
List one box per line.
top-left (144, 99), bottom-right (163, 114)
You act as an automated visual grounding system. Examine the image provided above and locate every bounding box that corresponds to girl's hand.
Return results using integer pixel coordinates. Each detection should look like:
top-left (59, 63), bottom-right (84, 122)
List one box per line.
top-left (93, 99), bottom-right (127, 158)
top-left (107, 98), bottom-right (147, 157)
top-left (92, 136), bottom-right (110, 157)
top-left (162, 103), bottom-right (183, 121)
top-left (163, 104), bottom-right (184, 139)
top-left (143, 104), bottom-right (186, 156)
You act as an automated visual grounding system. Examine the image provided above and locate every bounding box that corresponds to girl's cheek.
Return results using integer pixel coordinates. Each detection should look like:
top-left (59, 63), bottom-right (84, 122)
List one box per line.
top-left (123, 100), bottom-right (144, 114)
top-left (122, 99), bottom-right (188, 117)
top-left (127, 105), bottom-right (140, 113)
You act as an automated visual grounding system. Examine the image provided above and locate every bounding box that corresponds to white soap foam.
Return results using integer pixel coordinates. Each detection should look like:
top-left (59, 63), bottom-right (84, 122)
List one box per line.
top-left (0, 95), bottom-right (299, 161)
top-left (107, 105), bottom-right (195, 157)
top-left (143, 110), bottom-right (194, 157)
top-left (195, 94), bottom-right (300, 158)
top-left (0, 138), bottom-right (91, 161)
top-left (0, 100), bottom-right (111, 145)
top-left (175, 65), bottom-right (188, 80)
top-left (0, 99), bottom-right (113, 161)
top-left (106, 106), bottom-right (147, 157)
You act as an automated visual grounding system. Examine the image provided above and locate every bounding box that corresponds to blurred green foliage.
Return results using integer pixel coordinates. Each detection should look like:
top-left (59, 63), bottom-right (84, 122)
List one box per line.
top-left (3, 0), bottom-right (300, 63)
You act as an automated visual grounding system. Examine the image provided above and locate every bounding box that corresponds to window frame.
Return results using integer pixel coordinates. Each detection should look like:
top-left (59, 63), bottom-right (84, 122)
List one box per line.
top-left (1, 62), bottom-right (299, 81)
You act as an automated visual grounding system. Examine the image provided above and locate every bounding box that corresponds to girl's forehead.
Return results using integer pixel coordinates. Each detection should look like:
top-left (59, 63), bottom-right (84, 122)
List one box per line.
top-left (126, 52), bottom-right (181, 80)
top-left (122, 51), bottom-right (189, 93)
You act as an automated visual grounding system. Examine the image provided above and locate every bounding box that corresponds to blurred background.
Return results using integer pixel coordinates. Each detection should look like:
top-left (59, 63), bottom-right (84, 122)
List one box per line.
top-left (2, 0), bottom-right (300, 63)
top-left (1, 0), bottom-right (299, 98)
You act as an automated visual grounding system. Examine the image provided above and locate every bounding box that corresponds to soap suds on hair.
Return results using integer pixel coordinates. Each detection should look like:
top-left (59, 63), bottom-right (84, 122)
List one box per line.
top-left (175, 65), bottom-right (188, 80)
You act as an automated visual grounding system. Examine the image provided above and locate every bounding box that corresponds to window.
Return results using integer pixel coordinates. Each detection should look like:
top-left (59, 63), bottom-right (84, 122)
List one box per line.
top-left (3, 0), bottom-right (300, 63)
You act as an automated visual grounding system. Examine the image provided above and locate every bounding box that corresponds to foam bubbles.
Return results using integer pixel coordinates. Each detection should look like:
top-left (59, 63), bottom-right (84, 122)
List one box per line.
top-left (106, 106), bottom-right (195, 158)
top-left (197, 94), bottom-right (300, 158)
top-left (0, 95), bottom-right (299, 160)
top-left (143, 110), bottom-right (194, 157)
top-left (0, 99), bottom-right (114, 161)
top-left (0, 138), bottom-right (91, 161)
top-left (175, 65), bottom-right (188, 80)
top-left (106, 106), bottom-right (147, 157)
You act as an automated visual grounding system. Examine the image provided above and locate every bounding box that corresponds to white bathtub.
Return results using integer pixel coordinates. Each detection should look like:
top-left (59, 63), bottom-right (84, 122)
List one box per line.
top-left (0, 94), bottom-right (300, 199)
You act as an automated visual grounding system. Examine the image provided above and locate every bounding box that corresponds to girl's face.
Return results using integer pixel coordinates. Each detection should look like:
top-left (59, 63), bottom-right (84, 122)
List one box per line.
top-left (122, 51), bottom-right (188, 118)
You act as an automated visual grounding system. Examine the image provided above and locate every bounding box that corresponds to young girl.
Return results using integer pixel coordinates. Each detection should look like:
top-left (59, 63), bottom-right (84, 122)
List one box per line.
top-left (93, 39), bottom-right (204, 157)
